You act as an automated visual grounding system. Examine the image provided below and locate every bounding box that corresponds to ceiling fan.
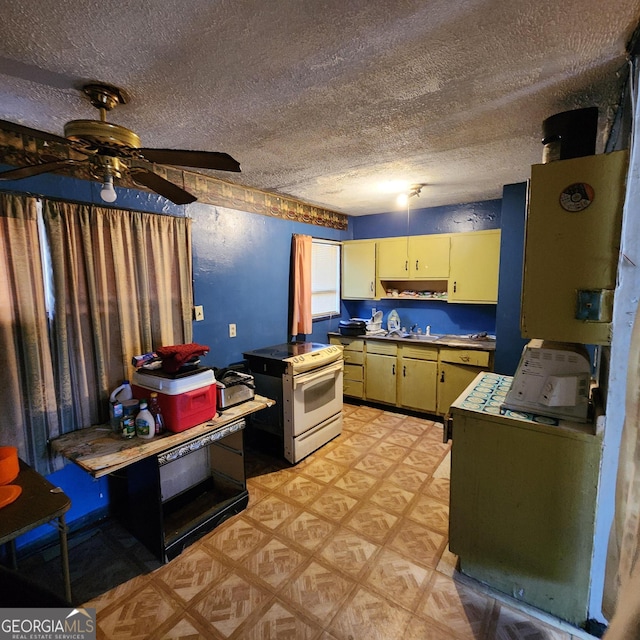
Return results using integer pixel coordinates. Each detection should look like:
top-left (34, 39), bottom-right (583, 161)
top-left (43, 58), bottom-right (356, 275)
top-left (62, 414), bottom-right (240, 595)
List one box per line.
top-left (0, 82), bottom-right (241, 205)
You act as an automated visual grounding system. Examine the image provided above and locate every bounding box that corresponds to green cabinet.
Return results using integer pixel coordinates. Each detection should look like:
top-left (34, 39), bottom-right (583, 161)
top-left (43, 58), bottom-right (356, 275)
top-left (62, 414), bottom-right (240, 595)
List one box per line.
top-left (398, 344), bottom-right (438, 413)
top-left (448, 230), bottom-right (501, 303)
top-left (377, 234), bottom-right (450, 280)
top-left (377, 237), bottom-right (410, 279)
top-left (521, 150), bottom-right (628, 344)
top-left (437, 348), bottom-right (491, 415)
top-left (449, 373), bottom-right (601, 625)
top-left (364, 341), bottom-right (398, 405)
top-left (408, 234), bottom-right (450, 279)
top-left (329, 336), bottom-right (365, 398)
top-left (342, 240), bottom-right (376, 299)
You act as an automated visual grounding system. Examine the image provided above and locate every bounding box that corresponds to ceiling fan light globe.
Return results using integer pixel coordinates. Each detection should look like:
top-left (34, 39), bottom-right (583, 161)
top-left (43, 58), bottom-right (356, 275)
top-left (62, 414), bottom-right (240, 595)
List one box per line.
top-left (100, 176), bottom-right (117, 203)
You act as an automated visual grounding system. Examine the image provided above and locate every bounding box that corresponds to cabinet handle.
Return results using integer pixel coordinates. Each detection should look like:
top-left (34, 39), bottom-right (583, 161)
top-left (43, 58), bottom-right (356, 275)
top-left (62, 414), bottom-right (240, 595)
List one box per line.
top-left (405, 260), bottom-right (408, 272)
top-left (392, 364), bottom-right (396, 375)
top-left (415, 259), bottom-right (419, 271)
top-left (453, 281), bottom-right (457, 293)
top-left (440, 371), bottom-right (445, 382)
top-left (403, 365), bottom-right (406, 377)
top-left (370, 281), bottom-right (374, 292)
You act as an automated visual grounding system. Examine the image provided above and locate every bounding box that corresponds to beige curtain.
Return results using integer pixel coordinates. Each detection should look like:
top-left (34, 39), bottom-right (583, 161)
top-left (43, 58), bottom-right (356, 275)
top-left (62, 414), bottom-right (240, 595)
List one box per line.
top-left (290, 234), bottom-right (312, 336)
top-left (0, 194), bottom-right (61, 474)
top-left (43, 201), bottom-right (194, 432)
top-left (0, 193), bottom-right (193, 474)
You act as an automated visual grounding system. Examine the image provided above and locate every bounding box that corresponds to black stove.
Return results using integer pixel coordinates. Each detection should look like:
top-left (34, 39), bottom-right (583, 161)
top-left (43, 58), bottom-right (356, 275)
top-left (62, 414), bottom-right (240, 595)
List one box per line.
top-left (243, 341), bottom-right (341, 376)
top-left (244, 342), bottom-right (329, 361)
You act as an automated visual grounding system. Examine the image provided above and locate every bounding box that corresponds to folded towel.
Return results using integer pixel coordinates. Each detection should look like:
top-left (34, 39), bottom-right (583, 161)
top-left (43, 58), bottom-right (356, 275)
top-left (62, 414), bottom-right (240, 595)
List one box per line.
top-left (156, 343), bottom-right (209, 373)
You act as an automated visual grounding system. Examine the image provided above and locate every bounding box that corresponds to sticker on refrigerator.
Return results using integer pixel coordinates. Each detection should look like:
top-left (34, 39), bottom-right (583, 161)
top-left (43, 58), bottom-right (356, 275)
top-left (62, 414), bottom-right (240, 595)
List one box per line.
top-left (559, 182), bottom-right (594, 212)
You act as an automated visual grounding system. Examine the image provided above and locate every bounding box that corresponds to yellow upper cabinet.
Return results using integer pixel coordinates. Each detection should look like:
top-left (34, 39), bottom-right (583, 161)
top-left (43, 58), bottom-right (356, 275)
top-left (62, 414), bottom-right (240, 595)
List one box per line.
top-left (378, 234), bottom-right (450, 280)
top-left (342, 240), bottom-right (376, 299)
top-left (448, 230), bottom-right (501, 303)
top-left (377, 237), bottom-right (410, 279)
top-left (408, 234), bottom-right (450, 279)
top-left (521, 150), bottom-right (628, 345)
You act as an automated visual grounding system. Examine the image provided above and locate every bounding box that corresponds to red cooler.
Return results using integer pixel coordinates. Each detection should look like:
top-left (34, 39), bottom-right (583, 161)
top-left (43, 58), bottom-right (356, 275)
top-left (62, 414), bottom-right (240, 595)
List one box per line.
top-left (132, 367), bottom-right (217, 433)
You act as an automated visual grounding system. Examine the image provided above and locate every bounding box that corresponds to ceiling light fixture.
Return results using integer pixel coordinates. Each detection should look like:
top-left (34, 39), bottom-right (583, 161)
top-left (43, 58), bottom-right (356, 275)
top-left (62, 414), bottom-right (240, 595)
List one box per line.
top-left (100, 174), bottom-right (117, 202)
top-left (94, 156), bottom-right (122, 204)
top-left (396, 183), bottom-right (426, 207)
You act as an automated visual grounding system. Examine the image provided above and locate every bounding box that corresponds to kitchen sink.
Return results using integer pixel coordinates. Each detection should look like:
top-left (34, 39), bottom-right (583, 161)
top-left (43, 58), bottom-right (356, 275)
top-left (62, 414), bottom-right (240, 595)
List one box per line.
top-left (407, 334), bottom-right (439, 341)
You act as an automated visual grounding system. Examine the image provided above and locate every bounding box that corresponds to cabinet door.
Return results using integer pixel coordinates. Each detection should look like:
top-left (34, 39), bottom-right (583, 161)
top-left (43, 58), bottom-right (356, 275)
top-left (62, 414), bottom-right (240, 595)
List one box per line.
top-left (377, 237), bottom-right (409, 279)
top-left (365, 353), bottom-right (397, 405)
top-left (449, 231), bottom-right (501, 303)
top-left (521, 151), bottom-right (628, 345)
top-left (408, 235), bottom-right (450, 279)
top-left (399, 358), bottom-right (438, 413)
top-left (342, 241), bottom-right (376, 299)
top-left (438, 362), bottom-right (484, 415)
top-left (449, 409), bottom-right (600, 624)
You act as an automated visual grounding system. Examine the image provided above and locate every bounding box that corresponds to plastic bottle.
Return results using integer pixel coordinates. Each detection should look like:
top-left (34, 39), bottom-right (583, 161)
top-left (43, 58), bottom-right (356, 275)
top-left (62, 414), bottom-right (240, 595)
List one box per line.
top-left (120, 401), bottom-right (138, 439)
top-left (148, 392), bottom-right (166, 435)
top-left (135, 400), bottom-right (155, 439)
top-left (109, 380), bottom-right (133, 404)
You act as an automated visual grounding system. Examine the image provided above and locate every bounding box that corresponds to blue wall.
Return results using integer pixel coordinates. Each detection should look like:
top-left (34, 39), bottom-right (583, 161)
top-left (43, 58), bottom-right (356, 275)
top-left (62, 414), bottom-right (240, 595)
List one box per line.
top-left (351, 199), bottom-right (501, 238)
top-left (189, 203), bottom-right (345, 370)
top-left (1, 168), bottom-right (511, 551)
top-left (494, 183), bottom-right (529, 375)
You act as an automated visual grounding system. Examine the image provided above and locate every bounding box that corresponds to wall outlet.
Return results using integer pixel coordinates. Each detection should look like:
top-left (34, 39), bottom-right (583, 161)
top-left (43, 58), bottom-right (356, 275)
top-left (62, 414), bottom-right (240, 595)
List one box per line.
top-left (193, 305), bottom-right (204, 321)
top-left (229, 323), bottom-right (237, 337)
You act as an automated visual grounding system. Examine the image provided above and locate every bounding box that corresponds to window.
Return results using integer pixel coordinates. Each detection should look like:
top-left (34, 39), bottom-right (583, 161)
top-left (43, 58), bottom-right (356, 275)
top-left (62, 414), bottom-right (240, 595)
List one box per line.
top-left (311, 239), bottom-right (340, 318)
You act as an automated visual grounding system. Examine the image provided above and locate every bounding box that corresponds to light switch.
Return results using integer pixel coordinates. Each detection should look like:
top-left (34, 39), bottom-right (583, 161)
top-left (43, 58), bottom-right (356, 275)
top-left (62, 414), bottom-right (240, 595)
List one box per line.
top-left (193, 305), bottom-right (204, 321)
top-left (229, 323), bottom-right (237, 337)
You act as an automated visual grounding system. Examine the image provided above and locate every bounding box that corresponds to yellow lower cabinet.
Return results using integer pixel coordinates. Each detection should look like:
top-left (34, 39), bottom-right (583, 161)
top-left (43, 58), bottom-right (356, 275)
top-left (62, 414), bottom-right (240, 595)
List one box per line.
top-left (330, 336), bottom-right (365, 399)
top-left (343, 363), bottom-right (364, 398)
top-left (398, 344), bottom-right (438, 413)
top-left (365, 341), bottom-right (398, 405)
top-left (399, 358), bottom-right (438, 413)
top-left (438, 361), bottom-right (485, 416)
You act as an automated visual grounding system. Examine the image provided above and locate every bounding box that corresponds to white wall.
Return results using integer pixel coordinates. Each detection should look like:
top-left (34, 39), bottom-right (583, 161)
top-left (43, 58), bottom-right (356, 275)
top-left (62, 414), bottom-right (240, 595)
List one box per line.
top-left (590, 62), bottom-right (640, 623)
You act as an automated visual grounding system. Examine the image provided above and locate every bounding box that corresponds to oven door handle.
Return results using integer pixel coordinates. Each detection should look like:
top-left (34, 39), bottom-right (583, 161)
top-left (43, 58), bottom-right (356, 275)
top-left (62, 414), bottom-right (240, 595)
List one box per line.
top-left (292, 360), bottom-right (343, 388)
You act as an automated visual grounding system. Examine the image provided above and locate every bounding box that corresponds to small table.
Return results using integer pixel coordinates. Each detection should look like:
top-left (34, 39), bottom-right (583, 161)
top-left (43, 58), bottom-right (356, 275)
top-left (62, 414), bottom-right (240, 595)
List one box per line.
top-left (0, 460), bottom-right (72, 602)
top-left (51, 396), bottom-right (275, 562)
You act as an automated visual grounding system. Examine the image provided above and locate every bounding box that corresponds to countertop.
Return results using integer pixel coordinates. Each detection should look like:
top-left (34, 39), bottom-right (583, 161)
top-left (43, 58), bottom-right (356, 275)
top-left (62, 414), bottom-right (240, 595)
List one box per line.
top-left (328, 331), bottom-right (496, 351)
top-left (51, 395), bottom-right (275, 478)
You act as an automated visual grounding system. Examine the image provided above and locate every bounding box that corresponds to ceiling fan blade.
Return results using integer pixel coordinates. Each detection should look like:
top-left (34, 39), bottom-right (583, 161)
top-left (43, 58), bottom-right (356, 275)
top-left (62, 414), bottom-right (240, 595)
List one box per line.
top-left (0, 159), bottom-right (85, 181)
top-left (129, 168), bottom-right (197, 205)
top-left (0, 119), bottom-right (71, 145)
top-left (137, 148), bottom-right (241, 172)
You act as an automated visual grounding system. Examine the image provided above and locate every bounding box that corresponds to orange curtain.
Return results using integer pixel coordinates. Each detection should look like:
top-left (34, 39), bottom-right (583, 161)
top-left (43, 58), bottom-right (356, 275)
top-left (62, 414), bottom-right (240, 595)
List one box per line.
top-left (290, 234), bottom-right (312, 336)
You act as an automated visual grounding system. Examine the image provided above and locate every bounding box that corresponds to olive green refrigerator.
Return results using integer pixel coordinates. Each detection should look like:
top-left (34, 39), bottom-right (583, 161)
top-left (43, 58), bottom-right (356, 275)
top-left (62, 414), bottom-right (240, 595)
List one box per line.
top-left (448, 372), bottom-right (602, 626)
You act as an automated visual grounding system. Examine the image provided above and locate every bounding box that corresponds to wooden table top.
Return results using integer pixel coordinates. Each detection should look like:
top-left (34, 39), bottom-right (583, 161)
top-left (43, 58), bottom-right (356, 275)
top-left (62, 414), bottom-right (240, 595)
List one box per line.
top-left (0, 460), bottom-right (71, 543)
top-left (51, 395), bottom-right (275, 478)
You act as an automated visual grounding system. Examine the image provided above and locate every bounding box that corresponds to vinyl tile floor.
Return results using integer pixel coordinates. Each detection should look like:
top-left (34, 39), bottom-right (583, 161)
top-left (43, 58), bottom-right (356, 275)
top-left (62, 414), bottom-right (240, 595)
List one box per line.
top-left (17, 402), bottom-right (597, 639)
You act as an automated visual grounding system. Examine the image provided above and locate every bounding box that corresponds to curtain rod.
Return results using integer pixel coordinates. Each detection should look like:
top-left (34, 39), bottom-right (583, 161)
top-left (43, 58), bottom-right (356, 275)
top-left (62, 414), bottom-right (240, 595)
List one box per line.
top-left (292, 233), bottom-right (340, 243)
top-left (0, 187), bottom-right (189, 219)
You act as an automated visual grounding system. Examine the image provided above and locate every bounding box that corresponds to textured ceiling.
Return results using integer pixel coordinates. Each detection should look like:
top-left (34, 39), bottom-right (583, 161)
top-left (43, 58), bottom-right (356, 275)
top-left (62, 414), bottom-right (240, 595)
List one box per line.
top-left (0, 0), bottom-right (638, 215)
